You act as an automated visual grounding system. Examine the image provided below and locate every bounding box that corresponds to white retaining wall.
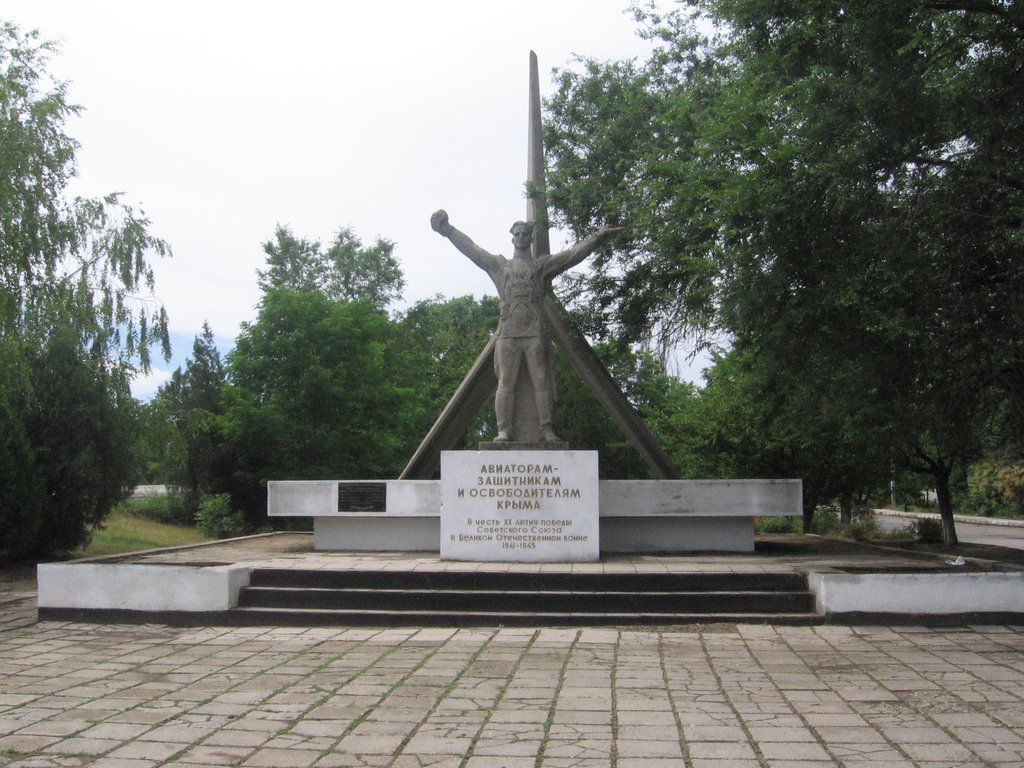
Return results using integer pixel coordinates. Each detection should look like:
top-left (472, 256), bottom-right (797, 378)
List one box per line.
top-left (37, 563), bottom-right (251, 612)
top-left (808, 570), bottom-right (1024, 615)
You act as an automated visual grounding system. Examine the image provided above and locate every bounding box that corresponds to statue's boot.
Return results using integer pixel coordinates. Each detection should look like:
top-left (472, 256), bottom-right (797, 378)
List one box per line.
top-left (537, 391), bottom-right (560, 442)
top-left (541, 424), bottom-right (561, 442)
top-left (494, 388), bottom-right (513, 442)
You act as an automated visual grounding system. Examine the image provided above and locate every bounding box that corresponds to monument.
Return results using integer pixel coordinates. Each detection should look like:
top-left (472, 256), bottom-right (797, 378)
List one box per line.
top-left (265, 51), bottom-right (803, 556)
top-left (421, 52), bottom-right (639, 562)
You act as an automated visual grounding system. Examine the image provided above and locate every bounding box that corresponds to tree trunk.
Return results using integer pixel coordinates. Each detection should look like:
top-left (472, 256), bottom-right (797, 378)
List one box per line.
top-left (932, 465), bottom-right (958, 545)
top-left (802, 501), bottom-right (815, 534)
top-left (839, 492), bottom-right (853, 525)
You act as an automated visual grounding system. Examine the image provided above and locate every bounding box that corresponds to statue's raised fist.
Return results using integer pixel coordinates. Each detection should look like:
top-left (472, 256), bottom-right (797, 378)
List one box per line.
top-left (430, 209), bottom-right (450, 234)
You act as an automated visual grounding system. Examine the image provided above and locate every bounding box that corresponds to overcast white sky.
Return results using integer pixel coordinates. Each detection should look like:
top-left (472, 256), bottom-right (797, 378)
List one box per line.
top-left (3, 1), bottom-right (695, 397)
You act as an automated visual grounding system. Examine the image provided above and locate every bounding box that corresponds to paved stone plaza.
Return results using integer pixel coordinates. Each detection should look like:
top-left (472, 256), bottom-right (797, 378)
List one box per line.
top-left (1, 567), bottom-right (1023, 768)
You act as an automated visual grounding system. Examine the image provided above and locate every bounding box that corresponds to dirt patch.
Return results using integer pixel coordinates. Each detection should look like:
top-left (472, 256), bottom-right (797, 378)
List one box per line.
top-left (874, 539), bottom-right (1024, 567)
top-left (0, 565), bottom-right (36, 585)
top-left (756, 533), bottom-right (1024, 568)
top-left (0, 565), bottom-right (37, 605)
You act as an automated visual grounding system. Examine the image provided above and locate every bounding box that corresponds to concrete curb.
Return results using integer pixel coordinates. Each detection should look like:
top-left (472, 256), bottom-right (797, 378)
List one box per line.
top-left (808, 569), bottom-right (1024, 616)
top-left (873, 508), bottom-right (1024, 528)
top-left (37, 562), bottom-right (251, 611)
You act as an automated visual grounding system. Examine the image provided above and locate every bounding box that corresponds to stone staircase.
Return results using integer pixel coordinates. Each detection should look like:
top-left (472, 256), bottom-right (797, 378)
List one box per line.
top-left (231, 569), bottom-right (821, 626)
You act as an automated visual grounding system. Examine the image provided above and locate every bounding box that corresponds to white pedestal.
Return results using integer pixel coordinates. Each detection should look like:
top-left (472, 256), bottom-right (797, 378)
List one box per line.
top-left (440, 450), bottom-right (599, 562)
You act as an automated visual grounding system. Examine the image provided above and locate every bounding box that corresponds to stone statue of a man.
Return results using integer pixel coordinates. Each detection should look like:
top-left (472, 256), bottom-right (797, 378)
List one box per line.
top-left (431, 209), bottom-right (621, 443)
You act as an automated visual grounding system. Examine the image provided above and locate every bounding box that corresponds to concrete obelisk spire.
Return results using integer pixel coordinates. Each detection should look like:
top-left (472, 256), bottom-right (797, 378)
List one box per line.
top-left (528, 50), bottom-right (550, 259)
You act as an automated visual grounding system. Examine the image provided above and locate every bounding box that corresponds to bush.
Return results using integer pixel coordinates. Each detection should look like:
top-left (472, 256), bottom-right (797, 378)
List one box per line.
top-left (124, 492), bottom-right (197, 526)
top-left (959, 461), bottom-right (1024, 518)
top-left (196, 494), bottom-right (244, 539)
top-left (954, 490), bottom-right (1004, 518)
top-left (809, 506), bottom-right (842, 535)
top-left (969, 461), bottom-right (1024, 501)
top-left (913, 517), bottom-right (944, 543)
top-left (809, 505), bottom-right (881, 540)
top-left (755, 516), bottom-right (801, 534)
top-left (842, 514), bottom-right (881, 541)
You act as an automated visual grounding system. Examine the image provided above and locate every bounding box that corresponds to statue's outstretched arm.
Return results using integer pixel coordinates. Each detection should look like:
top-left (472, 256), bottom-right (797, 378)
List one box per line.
top-left (546, 225), bottom-right (624, 277)
top-left (431, 209), bottom-right (498, 273)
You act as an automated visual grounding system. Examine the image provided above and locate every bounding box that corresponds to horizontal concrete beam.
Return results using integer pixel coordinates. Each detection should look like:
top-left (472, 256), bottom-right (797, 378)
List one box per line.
top-left (269, 479), bottom-right (802, 518)
top-left (269, 480), bottom-right (440, 517)
top-left (599, 479), bottom-right (801, 518)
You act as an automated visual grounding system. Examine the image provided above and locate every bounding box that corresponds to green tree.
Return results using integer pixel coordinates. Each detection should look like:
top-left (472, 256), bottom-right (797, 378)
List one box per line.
top-left (554, 340), bottom-right (698, 478)
top-left (323, 227), bottom-right (404, 308)
top-left (219, 289), bottom-right (411, 523)
top-left (0, 24), bottom-right (169, 560)
top-left (693, 347), bottom-right (895, 530)
top-left (544, 31), bottom-right (722, 353)
top-left (0, 24), bottom-right (169, 367)
top-left (396, 295), bottom-right (500, 448)
top-left (255, 226), bottom-right (322, 295)
top-left (22, 331), bottom-right (139, 554)
top-left (544, 1), bottom-right (1024, 542)
top-left (140, 322), bottom-right (225, 519)
top-left (258, 225), bottom-right (404, 309)
top-left (0, 361), bottom-right (46, 560)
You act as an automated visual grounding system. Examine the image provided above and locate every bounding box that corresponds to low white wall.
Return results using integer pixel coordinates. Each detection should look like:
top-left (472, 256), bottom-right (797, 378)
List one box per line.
top-left (271, 478), bottom-right (800, 554)
top-left (601, 479), bottom-right (801, 517)
top-left (809, 571), bottom-right (1024, 615)
top-left (315, 517), bottom-right (440, 551)
top-left (269, 479), bottom-right (803, 519)
top-left (37, 563), bottom-right (251, 612)
top-left (601, 516), bottom-right (754, 552)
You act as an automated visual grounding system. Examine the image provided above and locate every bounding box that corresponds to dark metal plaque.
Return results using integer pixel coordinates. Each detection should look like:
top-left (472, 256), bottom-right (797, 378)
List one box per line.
top-left (337, 482), bottom-right (387, 512)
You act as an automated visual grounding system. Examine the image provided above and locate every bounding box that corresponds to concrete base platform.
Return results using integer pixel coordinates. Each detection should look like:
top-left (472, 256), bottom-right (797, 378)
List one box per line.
top-left (35, 533), bottom-right (1024, 626)
top-left (268, 478), bottom-right (804, 554)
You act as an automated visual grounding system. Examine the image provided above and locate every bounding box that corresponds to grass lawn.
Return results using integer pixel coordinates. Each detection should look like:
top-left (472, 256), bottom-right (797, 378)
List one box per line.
top-left (73, 506), bottom-right (212, 558)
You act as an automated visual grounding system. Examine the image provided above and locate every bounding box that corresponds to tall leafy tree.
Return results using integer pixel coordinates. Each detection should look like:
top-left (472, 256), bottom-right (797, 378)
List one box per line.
top-left (0, 362), bottom-right (45, 560)
top-left (142, 322), bottom-right (225, 516)
top-left (222, 220), bottom-right (410, 522)
top-left (219, 289), bottom-right (411, 523)
top-left (324, 227), bottom-right (404, 308)
top-left (258, 224), bottom-right (404, 309)
top-left (22, 330), bottom-right (139, 554)
top-left (544, 1), bottom-right (1024, 541)
top-left (256, 226), bottom-right (322, 295)
top-left (553, 339), bottom-right (699, 478)
top-left (397, 295), bottom-right (500, 448)
top-left (0, 23), bottom-right (169, 560)
top-left (0, 24), bottom-right (169, 366)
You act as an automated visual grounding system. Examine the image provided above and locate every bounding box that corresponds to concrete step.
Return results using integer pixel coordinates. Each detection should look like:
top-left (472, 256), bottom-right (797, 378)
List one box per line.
top-left (231, 569), bottom-right (820, 626)
top-left (235, 585), bottom-right (811, 618)
top-left (237, 586), bottom-right (815, 614)
top-left (227, 606), bottom-right (824, 627)
top-left (248, 569), bottom-right (807, 592)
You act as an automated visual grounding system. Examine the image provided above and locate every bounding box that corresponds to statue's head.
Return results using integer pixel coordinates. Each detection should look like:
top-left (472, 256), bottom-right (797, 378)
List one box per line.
top-left (510, 220), bottom-right (536, 251)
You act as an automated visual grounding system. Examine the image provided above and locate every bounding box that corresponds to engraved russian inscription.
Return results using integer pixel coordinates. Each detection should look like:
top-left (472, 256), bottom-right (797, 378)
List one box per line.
top-left (441, 451), bottom-right (599, 562)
